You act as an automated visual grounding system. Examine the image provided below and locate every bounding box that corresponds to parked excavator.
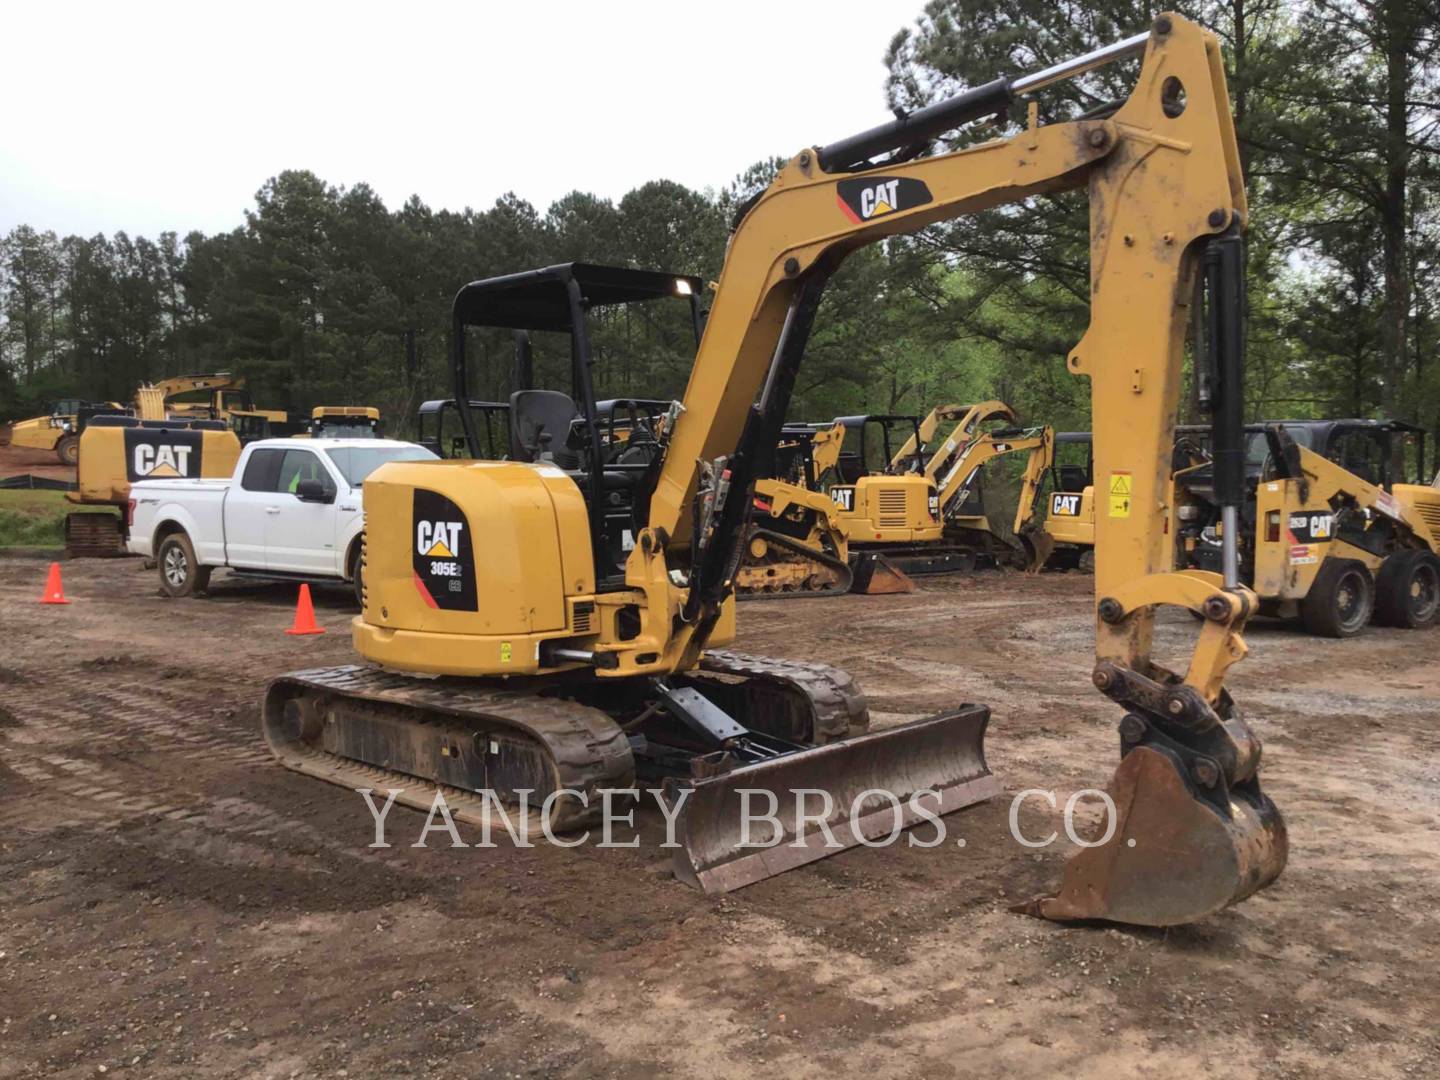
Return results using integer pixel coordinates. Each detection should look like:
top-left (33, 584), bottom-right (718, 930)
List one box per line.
top-left (57, 374), bottom-right (247, 555)
top-left (739, 405), bottom-right (1055, 594)
top-left (913, 401), bottom-right (1057, 570)
top-left (264, 15), bottom-right (1286, 926)
top-left (1042, 432), bottom-right (1096, 568)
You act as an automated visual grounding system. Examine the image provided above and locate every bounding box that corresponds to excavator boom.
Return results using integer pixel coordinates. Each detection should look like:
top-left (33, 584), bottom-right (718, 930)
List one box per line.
top-left (633, 14), bottom-right (1284, 923)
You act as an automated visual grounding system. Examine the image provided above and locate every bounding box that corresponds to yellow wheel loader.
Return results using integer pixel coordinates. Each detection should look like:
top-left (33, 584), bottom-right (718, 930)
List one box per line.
top-left (264, 15), bottom-right (1285, 926)
top-left (1175, 419), bottom-right (1440, 635)
top-left (0, 398), bottom-right (126, 465)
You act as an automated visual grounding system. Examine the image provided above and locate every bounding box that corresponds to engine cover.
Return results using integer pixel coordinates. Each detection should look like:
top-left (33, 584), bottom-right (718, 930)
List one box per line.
top-left (356, 460), bottom-right (596, 675)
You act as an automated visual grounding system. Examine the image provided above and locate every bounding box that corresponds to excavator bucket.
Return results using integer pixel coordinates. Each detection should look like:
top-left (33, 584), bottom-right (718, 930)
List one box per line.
top-left (669, 706), bottom-right (998, 893)
top-left (1019, 745), bottom-right (1288, 926)
top-left (849, 552), bottom-right (917, 594)
top-left (1016, 528), bottom-right (1056, 573)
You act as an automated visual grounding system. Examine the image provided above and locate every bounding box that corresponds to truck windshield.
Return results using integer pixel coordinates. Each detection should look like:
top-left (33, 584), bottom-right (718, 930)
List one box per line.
top-left (325, 445), bottom-right (437, 487)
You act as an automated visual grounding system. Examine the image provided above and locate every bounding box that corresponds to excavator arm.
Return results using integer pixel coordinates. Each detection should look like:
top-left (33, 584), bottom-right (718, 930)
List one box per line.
top-left (913, 400), bottom-right (1019, 483)
top-left (623, 14), bottom-right (1284, 925)
top-left (1011, 426), bottom-right (1058, 571)
top-left (928, 423), bottom-right (1055, 569)
top-left (133, 373), bottom-right (243, 421)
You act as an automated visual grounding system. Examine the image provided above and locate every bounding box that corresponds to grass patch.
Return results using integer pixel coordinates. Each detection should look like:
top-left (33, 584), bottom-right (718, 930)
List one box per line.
top-left (0, 489), bottom-right (112, 549)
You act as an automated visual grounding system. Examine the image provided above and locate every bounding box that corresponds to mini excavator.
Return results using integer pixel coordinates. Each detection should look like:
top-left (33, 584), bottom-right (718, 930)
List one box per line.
top-left (265, 15), bottom-right (1286, 925)
top-left (909, 401), bottom-right (1057, 570)
top-left (738, 402), bottom-right (1055, 594)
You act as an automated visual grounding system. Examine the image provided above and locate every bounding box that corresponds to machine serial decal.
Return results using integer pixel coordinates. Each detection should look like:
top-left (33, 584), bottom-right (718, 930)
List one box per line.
top-left (412, 489), bottom-right (477, 611)
top-left (835, 177), bottom-right (934, 223)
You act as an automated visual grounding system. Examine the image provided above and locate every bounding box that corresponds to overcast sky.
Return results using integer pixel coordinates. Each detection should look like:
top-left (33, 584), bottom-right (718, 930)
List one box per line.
top-left (0, 0), bottom-right (931, 240)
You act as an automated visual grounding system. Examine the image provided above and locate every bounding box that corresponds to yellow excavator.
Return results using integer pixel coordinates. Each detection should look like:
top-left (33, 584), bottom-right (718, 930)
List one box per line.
top-left (740, 405), bottom-right (1055, 594)
top-left (264, 15), bottom-right (1285, 926)
top-left (914, 401), bottom-right (1057, 570)
top-left (58, 374), bottom-right (248, 555)
top-left (1042, 432), bottom-right (1097, 568)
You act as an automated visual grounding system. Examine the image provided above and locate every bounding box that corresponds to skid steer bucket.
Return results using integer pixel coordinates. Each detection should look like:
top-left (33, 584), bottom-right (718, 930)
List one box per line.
top-left (669, 706), bottom-right (997, 893)
top-left (850, 552), bottom-right (916, 594)
top-left (1019, 745), bottom-right (1288, 926)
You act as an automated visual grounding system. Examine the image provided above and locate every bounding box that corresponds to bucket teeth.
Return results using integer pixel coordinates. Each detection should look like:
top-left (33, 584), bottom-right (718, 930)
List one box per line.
top-left (669, 706), bottom-right (998, 893)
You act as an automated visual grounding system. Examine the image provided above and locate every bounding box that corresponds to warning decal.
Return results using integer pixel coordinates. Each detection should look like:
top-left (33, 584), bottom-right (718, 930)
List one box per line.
top-left (1108, 472), bottom-right (1132, 518)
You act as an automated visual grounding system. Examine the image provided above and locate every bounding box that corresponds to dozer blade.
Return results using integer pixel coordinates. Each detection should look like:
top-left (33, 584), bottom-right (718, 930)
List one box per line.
top-left (1019, 745), bottom-right (1288, 926)
top-left (849, 552), bottom-right (916, 594)
top-left (669, 706), bottom-right (998, 893)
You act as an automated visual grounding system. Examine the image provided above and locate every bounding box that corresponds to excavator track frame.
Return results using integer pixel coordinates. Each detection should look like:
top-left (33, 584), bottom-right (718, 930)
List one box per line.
top-left (263, 665), bottom-right (635, 832)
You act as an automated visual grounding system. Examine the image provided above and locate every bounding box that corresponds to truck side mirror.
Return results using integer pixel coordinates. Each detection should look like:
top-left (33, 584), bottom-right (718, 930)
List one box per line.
top-left (295, 478), bottom-right (334, 503)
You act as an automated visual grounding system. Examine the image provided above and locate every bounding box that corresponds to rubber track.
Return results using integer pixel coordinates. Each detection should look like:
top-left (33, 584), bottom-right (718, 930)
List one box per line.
top-left (263, 665), bottom-right (635, 832)
top-left (695, 649), bottom-right (869, 742)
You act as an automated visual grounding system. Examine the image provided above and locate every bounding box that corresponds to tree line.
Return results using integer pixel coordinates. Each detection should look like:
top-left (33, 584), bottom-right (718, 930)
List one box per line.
top-left (2, 0), bottom-right (1436, 460)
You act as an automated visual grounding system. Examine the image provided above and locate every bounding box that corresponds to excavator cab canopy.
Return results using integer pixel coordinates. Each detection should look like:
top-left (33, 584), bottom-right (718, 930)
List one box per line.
top-left (832, 414), bottom-right (926, 482)
top-left (1051, 432), bottom-right (1094, 494)
top-left (449, 263), bottom-right (705, 583)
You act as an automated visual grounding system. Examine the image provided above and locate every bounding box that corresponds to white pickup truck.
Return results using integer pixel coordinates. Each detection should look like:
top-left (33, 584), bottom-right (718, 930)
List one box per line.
top-left (127, 437), bottom-right (437, 601)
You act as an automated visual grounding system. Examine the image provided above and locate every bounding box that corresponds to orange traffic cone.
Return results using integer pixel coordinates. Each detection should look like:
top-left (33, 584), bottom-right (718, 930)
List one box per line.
top-left (284, 583), bottom-right (326, 635)
top-left (39, 561), bottom-right (70, 605)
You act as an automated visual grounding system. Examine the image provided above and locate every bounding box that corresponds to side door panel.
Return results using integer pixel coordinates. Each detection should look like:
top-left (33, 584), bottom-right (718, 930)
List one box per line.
top-left (266, 449), bottom-right (339, 574)
top-left (222, 449), bottom-right (284, 568)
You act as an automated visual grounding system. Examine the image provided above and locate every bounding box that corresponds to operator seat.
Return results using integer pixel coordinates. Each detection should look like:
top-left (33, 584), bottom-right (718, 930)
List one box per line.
top-left (510, 390), bottom-right (580, 467)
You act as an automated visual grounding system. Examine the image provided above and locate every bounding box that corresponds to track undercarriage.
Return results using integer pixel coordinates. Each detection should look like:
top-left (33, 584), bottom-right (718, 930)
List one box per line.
top-left (262, 651), bottom-right (996, 891)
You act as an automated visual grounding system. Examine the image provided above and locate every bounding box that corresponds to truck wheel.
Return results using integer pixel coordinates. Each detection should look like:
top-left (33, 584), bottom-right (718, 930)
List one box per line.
top-left (1374, 550), bottom-right (1440, 628)
top-left (158, 533), bottom-right (212, 598)
top-left (348, 544), bottom-right (365, 610)
top-left (56, 434), bottom-right (80, 466)
top-left (1299, 558), bottom-right (1374, 638)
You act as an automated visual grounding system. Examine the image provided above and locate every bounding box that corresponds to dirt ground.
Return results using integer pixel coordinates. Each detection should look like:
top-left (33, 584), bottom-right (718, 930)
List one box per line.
top-left (0, 443), bottom-right (76, 484)
top-left (1, 556), bottom-right (1436, 1079)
